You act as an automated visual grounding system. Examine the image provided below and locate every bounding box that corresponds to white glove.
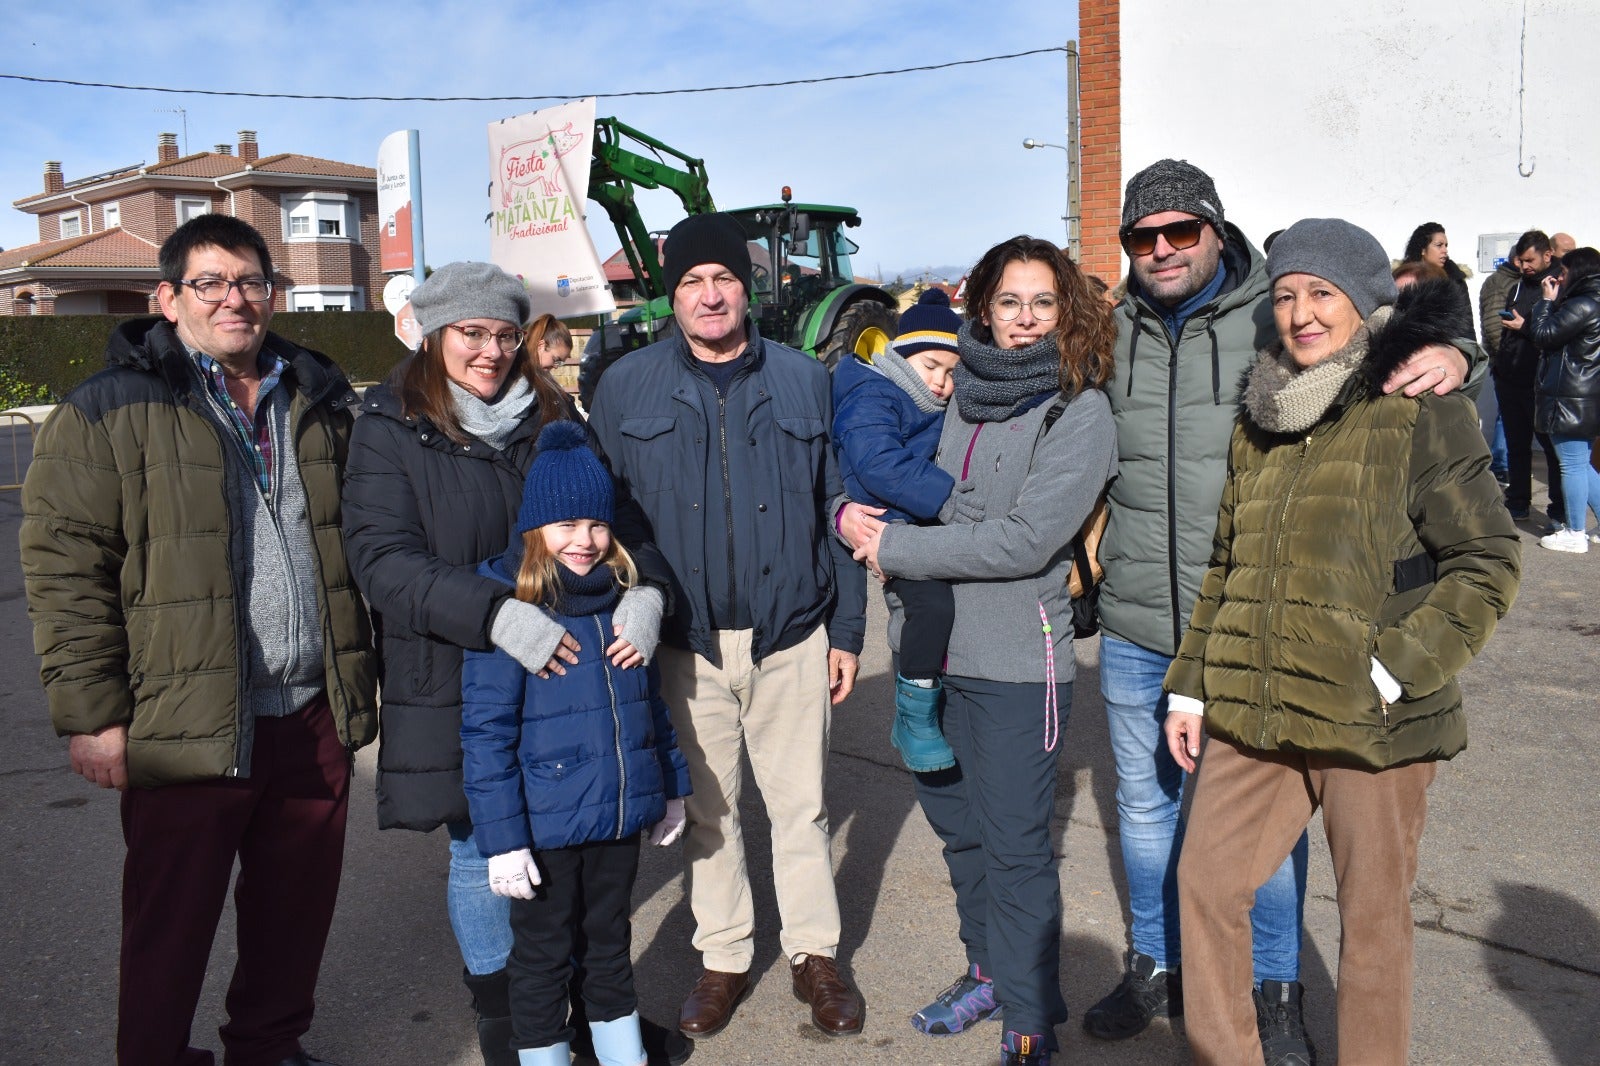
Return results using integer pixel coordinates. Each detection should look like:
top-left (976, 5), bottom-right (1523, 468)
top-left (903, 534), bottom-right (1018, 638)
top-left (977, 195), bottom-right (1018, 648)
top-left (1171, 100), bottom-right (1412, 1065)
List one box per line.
top-left (611, 585), bottom-right (665, 665)
top-left (648, 798), bottom-right (687, 847)
top-left (487, 848), bottom-right (541, 899)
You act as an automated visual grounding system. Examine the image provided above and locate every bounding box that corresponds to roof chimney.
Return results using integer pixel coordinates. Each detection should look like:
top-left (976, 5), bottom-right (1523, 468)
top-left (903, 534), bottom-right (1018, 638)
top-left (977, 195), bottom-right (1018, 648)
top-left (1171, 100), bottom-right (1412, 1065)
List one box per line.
top-left (44, 161), bottom-right (64, 195)
top-left (214, 144), bottom-right (232, 155)
top-left (158, 132), bottom-right (179, 163)
top-left (237, 130), bottom-right (258, 163)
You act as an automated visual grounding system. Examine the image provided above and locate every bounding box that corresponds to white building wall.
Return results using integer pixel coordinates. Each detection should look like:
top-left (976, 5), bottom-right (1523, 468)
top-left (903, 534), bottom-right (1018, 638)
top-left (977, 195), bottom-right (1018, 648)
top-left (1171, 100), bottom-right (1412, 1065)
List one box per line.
top-left (1121, 0), bottom-right (1599, 329)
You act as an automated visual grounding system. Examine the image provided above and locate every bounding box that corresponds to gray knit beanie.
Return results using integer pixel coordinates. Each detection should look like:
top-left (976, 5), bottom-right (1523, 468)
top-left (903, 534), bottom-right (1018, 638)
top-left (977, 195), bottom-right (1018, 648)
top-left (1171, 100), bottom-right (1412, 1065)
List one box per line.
top-left (1121, 159), bottom-right (1225, 232)
top-left (1266, 218), bottom-right (1398, 319)
top-left (410, 261), bottom-right (531, 336)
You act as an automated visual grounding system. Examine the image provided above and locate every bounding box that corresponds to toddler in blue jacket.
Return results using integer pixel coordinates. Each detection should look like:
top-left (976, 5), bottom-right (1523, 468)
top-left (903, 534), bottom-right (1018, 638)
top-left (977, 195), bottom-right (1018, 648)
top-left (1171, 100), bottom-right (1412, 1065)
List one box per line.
top-left (461, 420), bottom-right (692, 1066)
top-left (832, 288), bottom-right (969, 772)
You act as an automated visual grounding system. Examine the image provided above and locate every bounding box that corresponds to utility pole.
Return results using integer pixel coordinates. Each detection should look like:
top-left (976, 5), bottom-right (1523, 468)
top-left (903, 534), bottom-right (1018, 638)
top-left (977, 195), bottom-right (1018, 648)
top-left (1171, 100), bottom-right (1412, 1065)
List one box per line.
top-left (1065, 40), bottom-right (1082, 262)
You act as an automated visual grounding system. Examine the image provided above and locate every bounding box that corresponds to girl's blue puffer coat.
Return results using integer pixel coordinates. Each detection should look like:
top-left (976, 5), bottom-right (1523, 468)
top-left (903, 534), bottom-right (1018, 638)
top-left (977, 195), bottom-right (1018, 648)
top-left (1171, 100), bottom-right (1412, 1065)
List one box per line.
top-left (830, 353), bottom-right (953, 524)
top-left (461, 550), bottom-right (691, 857)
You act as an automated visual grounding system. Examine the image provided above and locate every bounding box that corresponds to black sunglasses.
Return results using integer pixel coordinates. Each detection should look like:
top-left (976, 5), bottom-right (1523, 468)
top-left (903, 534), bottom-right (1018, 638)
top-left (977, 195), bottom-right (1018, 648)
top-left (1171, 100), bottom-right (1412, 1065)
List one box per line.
top-left (1120, 219), bottom-right (1210, 257)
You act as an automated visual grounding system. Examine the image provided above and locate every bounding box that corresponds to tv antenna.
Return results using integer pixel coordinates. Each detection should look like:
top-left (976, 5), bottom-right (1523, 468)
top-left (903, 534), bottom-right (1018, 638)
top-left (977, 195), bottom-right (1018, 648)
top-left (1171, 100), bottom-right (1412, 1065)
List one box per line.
top-left (155, 107), bottom-right (188, 155)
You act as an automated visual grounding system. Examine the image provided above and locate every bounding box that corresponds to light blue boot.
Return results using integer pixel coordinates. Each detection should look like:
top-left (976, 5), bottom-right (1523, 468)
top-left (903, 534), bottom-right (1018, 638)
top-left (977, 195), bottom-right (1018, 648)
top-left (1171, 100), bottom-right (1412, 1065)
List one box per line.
top-left (517, 1042), bottom-right (571, 1065)
top-left (588, 1010), bottom-right (647, 1066)
top-left (891, 674), bottom-right (956, 772)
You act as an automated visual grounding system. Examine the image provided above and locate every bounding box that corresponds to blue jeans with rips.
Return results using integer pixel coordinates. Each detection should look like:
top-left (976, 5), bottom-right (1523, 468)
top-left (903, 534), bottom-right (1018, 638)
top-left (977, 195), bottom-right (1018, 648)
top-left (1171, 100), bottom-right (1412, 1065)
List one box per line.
top-left (447, 821), bottom-right (513, 976)
top-left (1099, 635), bottom-right (1307, 981)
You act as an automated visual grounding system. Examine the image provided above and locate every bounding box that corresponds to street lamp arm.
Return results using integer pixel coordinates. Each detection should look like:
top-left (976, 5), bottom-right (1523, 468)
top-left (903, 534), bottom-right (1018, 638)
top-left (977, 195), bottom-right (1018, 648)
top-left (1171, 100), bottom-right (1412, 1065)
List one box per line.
top-left (1022, 138), bottom-right (1068, 152)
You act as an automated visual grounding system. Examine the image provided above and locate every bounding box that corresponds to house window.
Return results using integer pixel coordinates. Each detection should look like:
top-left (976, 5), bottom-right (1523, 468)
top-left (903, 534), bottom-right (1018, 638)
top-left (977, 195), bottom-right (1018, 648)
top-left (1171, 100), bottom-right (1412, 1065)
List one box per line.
top-left (288, 287), bottom-right (361, 312)
top-left (177, 197), bottom-right (211, 223)
top-left (282, 193), bottom-right (356, 242)
top-left (103, 202), bottom-right (120, 229)
top-left (58, 211), bottom-right (82, 239)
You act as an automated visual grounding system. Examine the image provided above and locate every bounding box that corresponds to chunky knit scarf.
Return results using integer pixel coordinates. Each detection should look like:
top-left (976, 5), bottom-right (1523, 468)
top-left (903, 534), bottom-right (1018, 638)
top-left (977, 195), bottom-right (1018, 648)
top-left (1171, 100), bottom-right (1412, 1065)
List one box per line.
top-left (449, 377), bottom-right (536, 452)
top-left (872, 346), bottom-right (946, 414)
top-left (952, 321), bottom-right (1061, 423)
top-left (552, 561), bottom-right (620, 616)
top-left (1242, 309), bottom-right (1391, 434)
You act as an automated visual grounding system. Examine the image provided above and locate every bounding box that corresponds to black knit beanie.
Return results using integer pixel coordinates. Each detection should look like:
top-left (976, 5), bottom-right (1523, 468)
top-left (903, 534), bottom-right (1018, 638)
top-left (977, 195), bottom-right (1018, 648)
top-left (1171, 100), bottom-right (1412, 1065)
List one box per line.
top-left (662, 213), bottom-right (752, 296)
top-left (892, 288), bottom-right (962, 357)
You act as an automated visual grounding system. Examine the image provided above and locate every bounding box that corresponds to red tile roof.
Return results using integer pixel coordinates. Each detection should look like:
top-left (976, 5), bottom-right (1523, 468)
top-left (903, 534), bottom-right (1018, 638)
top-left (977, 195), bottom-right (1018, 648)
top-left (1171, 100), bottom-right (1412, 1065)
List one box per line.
top-left (251, 153), bottom-right (375, 179)
top-left (0, 229), bottom-right (159, 270)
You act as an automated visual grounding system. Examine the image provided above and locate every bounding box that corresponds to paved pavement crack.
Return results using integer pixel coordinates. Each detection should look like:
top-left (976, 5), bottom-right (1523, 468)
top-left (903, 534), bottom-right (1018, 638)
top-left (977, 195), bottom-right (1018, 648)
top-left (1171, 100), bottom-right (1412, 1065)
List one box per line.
top-left (0, 764), bottom-right (62, 778)
top-left (1310, 891), bottom-right (1600, 980)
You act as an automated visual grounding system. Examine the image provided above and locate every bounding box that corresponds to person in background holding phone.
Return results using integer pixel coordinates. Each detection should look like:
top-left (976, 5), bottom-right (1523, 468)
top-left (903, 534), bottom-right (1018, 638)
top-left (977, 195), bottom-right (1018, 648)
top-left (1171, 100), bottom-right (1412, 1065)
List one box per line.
top-left (1495, 230), bottom-right (1566, 526)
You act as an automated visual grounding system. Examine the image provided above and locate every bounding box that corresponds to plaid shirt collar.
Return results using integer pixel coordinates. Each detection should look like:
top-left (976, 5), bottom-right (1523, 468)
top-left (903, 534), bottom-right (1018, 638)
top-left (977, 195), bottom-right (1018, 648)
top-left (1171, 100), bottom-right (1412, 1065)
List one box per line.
top-left (184, 343), bottom-right (289, 495)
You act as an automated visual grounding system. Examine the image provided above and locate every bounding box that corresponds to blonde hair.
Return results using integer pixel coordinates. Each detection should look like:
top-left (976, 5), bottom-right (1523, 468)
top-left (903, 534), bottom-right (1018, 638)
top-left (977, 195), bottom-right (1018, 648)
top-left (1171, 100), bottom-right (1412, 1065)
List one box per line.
top-left (514, 525), bottom-right (638, 607)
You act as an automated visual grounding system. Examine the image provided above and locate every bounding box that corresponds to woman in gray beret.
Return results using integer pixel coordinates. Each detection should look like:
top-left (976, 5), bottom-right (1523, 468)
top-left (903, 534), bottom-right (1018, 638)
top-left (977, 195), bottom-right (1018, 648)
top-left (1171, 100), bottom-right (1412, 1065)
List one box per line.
top-left (340, 262), bottom-right (681, 1064)
top-left (1161, 219), bottom-right (1521, 1063)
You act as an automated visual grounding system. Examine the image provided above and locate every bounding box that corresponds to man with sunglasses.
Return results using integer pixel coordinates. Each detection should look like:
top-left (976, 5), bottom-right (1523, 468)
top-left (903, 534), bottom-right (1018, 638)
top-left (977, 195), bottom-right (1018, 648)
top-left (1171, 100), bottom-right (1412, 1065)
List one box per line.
top-left (1087, 159), bottom-right (1482, 1064)
top-left (22, 213), bottom-right (376, 1066)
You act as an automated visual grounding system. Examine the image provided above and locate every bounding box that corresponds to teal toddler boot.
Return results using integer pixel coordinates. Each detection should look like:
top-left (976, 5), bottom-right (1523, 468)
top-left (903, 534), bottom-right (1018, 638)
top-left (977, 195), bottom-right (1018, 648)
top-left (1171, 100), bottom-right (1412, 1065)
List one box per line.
top-left (891, 675), bottom-right (956, 772)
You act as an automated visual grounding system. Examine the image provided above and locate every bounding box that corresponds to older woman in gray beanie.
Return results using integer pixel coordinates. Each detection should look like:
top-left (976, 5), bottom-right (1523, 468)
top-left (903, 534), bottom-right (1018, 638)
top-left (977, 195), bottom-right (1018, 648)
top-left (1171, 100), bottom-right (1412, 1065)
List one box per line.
top-left (341, 262), bottom-right (681, 1064)
top-left (1160, 219), bottom-right (1522, 1064)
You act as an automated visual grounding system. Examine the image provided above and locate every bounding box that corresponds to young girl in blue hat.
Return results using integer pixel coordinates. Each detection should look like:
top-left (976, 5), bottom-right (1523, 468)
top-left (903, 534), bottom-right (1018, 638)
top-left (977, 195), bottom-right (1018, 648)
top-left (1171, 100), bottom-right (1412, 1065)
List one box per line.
top-left (461, 420), bottom-right (692, 1066)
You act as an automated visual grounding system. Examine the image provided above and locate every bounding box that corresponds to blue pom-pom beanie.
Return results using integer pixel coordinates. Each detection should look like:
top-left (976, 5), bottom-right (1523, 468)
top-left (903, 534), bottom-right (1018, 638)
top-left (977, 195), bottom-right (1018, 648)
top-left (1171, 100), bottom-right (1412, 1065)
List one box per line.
top-left (891, 288), bottom-right (962, 357)
top-left (516, 421), bottom-right (615, 534)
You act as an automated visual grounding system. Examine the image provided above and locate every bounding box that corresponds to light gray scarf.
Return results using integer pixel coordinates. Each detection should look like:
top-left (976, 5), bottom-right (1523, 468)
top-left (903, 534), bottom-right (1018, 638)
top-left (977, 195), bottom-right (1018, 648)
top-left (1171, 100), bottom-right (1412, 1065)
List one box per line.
top-left (952, 321), bottom-right (1061, 423)
top-left (873, 346), bottom-right (946, 414)
top-left (1242, 308), bottom-right (1391, 434)
top-left (449, 377), bottom-right (537, 451)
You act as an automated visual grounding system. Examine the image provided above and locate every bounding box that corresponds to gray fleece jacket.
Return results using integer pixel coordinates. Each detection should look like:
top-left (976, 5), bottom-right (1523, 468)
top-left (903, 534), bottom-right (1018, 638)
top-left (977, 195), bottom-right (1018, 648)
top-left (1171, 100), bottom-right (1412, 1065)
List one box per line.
top-left (876, 386), bottom-right (1117, 683)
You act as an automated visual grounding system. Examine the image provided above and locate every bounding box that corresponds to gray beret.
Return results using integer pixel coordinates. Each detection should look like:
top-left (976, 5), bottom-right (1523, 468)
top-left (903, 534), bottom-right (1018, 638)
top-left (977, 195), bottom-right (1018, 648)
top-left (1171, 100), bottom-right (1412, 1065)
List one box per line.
top-left (410, 261), bottom-right (531, 337)
top-left (1121, 159), bottom-right (1225, 232)
top-left (1266, 218), bottom-right (1398, 319)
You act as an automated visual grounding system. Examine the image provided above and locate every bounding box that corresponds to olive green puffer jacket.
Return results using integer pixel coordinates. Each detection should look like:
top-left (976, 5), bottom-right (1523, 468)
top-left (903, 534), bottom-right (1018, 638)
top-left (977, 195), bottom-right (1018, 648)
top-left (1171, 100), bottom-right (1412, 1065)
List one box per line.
top-left (21, 318), bottom-right (379, 787)
top-left (1165, 284), bottom-right (1520, 770)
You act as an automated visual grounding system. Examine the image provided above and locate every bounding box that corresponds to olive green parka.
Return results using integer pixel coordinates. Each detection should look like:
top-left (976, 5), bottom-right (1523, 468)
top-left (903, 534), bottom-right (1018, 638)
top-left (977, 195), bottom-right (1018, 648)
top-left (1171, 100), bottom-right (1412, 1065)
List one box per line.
top-left (21, 318), bottom-right (379, 788)
top-left (1165, 282), bottom-right (1520, 770)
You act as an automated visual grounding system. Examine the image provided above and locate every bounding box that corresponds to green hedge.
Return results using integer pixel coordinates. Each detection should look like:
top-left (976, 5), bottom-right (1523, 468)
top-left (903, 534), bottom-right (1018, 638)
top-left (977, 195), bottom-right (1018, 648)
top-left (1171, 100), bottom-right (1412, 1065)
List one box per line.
top-left (0, 312), bottom-right (414, 408)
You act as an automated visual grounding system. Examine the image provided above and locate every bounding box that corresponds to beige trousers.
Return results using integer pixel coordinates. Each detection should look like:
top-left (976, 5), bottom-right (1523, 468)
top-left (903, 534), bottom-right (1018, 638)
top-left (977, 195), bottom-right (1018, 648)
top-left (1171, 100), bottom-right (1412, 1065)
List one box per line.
top-left (1178, 736), bottom-right (1436, 1066)
top-left (656, 625), bottom-right (840, 973)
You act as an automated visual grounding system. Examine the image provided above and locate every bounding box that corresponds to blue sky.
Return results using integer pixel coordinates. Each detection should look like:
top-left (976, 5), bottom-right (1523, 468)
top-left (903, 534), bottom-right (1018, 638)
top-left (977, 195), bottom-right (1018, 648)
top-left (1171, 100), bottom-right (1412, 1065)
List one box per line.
top-left (1, 2), bottom-right (1080, 282)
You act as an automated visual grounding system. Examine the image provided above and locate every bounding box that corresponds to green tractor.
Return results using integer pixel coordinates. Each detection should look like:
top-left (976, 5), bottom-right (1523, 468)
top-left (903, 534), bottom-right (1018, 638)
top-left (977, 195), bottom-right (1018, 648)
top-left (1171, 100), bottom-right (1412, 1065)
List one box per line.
top-left (578, 118), bottom-right (899, 408)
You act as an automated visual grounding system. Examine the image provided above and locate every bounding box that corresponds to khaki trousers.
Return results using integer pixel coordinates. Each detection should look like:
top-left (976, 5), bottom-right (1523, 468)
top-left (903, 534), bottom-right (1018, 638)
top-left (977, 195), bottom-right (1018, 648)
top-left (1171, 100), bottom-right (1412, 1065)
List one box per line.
top-left (1178, 736), bottom-right (1436, 1066)
top-left (657, 626), bottom-right (840, 972)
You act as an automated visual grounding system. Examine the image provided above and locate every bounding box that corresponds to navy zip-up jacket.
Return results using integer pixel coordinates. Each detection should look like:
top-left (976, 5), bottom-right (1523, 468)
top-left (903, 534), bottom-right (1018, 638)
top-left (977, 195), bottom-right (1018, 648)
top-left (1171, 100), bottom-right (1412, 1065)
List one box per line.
top-left (461, 549), bottom-right (690, 857)
top-left (830, 354), bottom-right (953, 524)
top-left (588, 322), bottom-right (866, 661)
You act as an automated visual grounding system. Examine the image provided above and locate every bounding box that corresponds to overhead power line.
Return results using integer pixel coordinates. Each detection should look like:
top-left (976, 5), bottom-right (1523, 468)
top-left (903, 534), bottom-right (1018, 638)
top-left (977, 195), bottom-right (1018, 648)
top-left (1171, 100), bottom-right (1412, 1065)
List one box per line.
top-left (0, 47), bottom-right (1067, 103)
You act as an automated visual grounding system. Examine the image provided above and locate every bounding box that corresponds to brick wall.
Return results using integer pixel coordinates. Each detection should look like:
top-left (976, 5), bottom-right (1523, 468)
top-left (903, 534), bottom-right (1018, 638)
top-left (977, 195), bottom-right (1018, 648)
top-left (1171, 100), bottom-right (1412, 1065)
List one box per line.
top-left (1078, 0), bottom-right (1123, 284)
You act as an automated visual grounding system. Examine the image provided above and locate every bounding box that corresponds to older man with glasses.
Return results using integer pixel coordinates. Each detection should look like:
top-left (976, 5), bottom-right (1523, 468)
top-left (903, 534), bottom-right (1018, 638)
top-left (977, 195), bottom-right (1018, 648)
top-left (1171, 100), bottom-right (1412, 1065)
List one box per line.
top-left (1086, 160), bottom-right (1482, 1066)
top-left (22, 213), bottom-right (377, 1066)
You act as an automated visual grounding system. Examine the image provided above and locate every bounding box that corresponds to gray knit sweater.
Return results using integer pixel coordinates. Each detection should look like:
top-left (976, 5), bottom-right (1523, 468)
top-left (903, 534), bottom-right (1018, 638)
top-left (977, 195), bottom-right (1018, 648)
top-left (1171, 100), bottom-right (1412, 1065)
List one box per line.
top-left (875, 387), bottom-right (1117, 683)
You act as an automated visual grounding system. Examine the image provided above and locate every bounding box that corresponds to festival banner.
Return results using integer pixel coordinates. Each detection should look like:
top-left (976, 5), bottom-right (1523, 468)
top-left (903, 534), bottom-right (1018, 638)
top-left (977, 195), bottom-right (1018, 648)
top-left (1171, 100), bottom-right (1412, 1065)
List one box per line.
top-left (376, 130), bottom-right (420, 275)
top-left (487, 98), bottom-right (615, 319)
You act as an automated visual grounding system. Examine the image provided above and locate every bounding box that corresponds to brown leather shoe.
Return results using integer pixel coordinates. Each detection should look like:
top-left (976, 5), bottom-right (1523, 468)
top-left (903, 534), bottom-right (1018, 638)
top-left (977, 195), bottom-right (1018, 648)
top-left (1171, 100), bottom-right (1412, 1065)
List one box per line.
top-left (678, 968), bottom-right (751, 1038)
top-left (790, 953), bottom-right (864, 1036)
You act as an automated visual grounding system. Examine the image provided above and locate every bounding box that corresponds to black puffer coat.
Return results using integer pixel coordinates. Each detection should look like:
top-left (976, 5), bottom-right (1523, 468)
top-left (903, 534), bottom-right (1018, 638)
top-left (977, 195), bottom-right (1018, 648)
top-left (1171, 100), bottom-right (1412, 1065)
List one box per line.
top-left (343, 383), bottom-right (556, 830)
top-left (1528, 273), bottom-right (1600, 438)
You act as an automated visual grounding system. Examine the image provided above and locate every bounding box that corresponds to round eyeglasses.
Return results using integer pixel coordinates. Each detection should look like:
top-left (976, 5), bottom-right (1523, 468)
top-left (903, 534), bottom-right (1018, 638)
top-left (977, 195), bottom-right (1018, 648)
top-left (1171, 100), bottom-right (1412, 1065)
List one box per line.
top-left (446, 324), bottom-right (526, 352)
top-left (989, 294), bottom-right (1062, 322)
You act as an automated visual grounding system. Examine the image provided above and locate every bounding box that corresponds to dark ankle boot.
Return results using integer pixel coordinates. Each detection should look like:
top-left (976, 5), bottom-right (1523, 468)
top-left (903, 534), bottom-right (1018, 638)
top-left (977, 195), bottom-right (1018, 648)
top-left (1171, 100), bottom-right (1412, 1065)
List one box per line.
top-left (891, 675), bottom-right (956, 772)
top-left (462, 968), bottom-right (519, 1066)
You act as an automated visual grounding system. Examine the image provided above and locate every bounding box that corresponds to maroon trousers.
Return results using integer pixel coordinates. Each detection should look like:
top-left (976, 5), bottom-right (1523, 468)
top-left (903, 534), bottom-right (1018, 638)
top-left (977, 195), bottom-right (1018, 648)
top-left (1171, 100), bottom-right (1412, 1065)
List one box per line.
top-left (117, 694), bottom-right (350, 1066)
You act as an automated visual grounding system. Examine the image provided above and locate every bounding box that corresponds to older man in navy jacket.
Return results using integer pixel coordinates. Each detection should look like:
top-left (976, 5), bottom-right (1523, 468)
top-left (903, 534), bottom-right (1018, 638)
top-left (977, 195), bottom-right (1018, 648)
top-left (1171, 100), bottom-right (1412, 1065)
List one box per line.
top-left (588, 212), bottom-right (868, 1042)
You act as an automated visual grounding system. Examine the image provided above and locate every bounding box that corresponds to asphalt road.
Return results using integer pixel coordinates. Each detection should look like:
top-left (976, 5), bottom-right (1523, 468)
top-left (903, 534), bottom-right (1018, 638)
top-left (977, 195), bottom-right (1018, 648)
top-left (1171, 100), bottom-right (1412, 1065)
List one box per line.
top-left (0, 427), bottom-right (1595, 1065)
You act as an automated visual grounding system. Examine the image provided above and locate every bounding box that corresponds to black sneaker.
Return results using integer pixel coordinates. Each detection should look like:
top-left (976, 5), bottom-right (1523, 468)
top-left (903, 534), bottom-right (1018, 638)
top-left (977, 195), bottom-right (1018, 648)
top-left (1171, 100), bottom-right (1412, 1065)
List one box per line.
top-left (1254, 979), bottom-right (1316, 1066)
top-left (1082, 950), bottom-right (1181, 1040)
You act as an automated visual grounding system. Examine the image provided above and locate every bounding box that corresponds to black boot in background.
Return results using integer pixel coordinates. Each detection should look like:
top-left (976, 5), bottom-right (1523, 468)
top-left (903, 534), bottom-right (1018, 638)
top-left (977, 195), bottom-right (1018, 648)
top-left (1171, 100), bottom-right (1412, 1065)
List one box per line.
top-left (462, 968), bottom-right (518, 1066)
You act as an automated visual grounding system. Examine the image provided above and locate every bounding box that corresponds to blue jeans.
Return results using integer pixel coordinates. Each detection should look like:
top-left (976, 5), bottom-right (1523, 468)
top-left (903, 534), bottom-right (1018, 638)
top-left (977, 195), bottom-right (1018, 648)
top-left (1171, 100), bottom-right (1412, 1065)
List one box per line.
top-left (1551, 434), bottom-right (1600, 532)
top-left (447, 821), bottom-right (513, 975)
top-left (1100, 635), bottom-right (1307, 981)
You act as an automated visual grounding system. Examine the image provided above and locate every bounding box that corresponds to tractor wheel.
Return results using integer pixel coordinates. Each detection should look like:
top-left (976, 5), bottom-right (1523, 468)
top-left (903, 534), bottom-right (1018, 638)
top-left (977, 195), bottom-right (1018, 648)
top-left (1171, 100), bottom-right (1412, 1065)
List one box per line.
top-left (819, 299), bottom-right (897, 369)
